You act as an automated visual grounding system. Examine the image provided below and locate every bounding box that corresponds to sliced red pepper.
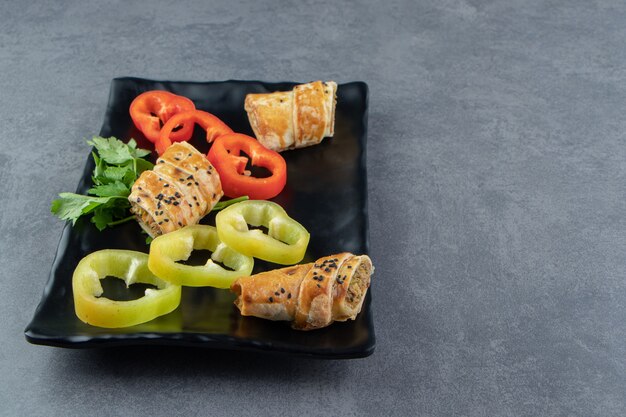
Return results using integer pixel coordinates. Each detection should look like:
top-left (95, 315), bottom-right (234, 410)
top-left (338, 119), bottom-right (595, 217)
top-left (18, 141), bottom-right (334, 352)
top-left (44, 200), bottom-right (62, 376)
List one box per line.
top-left (208, 133), bottom-right (287, 200)
top-left (156, 110), bottom-right (234, 155)
top-left (129, 91), bottom-right (196, 144)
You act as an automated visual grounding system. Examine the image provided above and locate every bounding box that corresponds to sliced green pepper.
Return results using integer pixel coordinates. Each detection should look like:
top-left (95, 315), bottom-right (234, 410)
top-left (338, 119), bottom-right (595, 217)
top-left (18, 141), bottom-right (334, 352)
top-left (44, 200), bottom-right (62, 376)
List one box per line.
top-left (72, 250), bottom-right (181, 328)
top-left (215, 200), bottom-right (310, 265)
top-left (148, 224), bottom-right (254, 288)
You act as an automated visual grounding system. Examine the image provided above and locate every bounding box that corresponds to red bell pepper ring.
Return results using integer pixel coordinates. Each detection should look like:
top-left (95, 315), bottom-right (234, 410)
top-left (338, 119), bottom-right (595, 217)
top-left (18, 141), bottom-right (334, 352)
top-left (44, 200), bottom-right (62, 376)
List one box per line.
top-left (129, 91), bottom-right (196, 144)
top-left (208, 133), bottom-right (287, 200)
top-left (156, 110), bottom-right (234, 155)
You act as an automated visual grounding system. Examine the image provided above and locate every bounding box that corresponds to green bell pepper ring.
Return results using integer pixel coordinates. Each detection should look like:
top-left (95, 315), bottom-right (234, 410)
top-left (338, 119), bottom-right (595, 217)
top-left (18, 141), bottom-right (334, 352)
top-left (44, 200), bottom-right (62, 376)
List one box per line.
top-left (215, 200), bottom-right (310, 265)
top-left (72, 249), bottom-right (181, 328)
top-left (148, 225), bottom-right (254, 288)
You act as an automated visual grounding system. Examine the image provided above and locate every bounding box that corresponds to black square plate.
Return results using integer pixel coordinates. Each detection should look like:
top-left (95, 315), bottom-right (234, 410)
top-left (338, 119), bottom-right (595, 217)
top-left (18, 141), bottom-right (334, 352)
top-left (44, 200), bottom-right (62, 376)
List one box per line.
top-left (24, 78), bottom-right (373, 359)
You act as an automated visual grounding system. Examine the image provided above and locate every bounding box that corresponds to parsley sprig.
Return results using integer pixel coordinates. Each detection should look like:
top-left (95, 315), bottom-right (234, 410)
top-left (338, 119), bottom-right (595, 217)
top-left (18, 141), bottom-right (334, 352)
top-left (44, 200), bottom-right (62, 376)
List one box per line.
top-left (50, 137), bottom-right (154, 230)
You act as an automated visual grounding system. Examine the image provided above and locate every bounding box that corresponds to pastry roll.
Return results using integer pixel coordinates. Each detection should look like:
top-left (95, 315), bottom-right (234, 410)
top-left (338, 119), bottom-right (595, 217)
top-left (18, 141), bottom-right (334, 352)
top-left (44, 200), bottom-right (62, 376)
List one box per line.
top-left (244, 81), bottom-right (337, 152)
top-left (129, 142), bottom-right (223, 237)
top-left (230, 253), bottom-right (373, 330)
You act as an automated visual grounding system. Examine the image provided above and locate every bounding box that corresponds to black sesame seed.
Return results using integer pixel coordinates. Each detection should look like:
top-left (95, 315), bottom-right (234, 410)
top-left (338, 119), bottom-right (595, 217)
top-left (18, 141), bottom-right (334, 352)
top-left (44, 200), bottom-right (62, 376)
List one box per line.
top-left (163, 183), bottom-right (169, 187)
top-left (274, 291), bottom-right (280, 296)
top-left (187, 183), bottom-right (192, 186)
top-left (174, 157), bottom-right (180, 161)
top-left (212, 193), bottom-right (216, 199)
top-left (196, 202), bottom-right (200, 206)
top-left (188, 203), bottom-right (193, 207)
top-left (325, 268), bottom-right (331, 272)
top-left (317, 284), bottom-right (321, 288)
top-left (157, 202), bottom-right (162, 209)
top-left (192, 196), bottom-right (197, 200)
top-left (173, 201), bottom-right (179, 206)
top-left (164, 219), bottom-right (169, 222)
top-left (194, 181), bottom-right (199, 186)
top-left (138, 186), bottom-right (142, 190)
top-left (136, 197), bottom-right (141, 202)
top-left (178, 222), bottom-right (182, 226)
top-left (187, 175), bottom-right (193, 180)
top-left (269, 297), bottom-right (273, 303)
top-left (280, 288), bottom-right (285, 293)
top-left (174, 192), bottom-right (181, 198)
top-left (347, 265), bottom-right (352, 269)
top-left (288, 293), bottom-right (292, 299)
top-left (158, 221), bottom-right (163, 225)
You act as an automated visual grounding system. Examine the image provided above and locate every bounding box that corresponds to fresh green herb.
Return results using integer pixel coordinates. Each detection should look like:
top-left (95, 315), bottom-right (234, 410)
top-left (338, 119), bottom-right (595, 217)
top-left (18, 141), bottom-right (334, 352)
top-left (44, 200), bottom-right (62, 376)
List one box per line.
top-left (50, 137), bottom-right (154, 230)
top-left (210, 195), bottom-right (249, 212)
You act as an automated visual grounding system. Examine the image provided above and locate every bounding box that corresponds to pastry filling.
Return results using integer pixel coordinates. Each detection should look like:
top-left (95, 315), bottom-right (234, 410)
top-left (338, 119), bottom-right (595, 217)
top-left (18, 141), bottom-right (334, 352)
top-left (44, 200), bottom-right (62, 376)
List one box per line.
top-left (130, 204), bottom-right (162, 237)
top-left (345, 259), bottom-right (372, 309)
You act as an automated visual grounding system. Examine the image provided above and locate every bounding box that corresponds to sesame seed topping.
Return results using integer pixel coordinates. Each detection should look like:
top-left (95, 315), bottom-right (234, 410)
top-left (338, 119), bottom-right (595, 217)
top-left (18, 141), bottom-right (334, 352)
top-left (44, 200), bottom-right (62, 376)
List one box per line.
top-left (269, 297), bottom-right (273, 303)
top-left (274, 291), bottom-right (280, 296)
top-left (288, 293), bottom-right (291, 299)
top-left (280, 288), bottom-right (285, 293)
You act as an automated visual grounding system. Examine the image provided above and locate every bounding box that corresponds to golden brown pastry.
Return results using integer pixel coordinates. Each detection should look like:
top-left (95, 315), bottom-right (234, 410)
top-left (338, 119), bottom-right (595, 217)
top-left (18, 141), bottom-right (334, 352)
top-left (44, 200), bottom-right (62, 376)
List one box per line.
top-left (244, 81), bottom-right (337, 152)
top-left (129, 142), bottom-right (223, 237)
top-left (230, 253), bottom-right (373, 330)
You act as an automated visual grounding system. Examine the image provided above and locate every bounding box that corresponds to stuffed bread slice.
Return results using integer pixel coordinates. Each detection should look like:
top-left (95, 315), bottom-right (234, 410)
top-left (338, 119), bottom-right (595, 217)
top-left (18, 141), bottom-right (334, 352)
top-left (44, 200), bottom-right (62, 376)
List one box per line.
top-left (129, 142), bottom-right (223, 237)
top-left (230, 253), bottom-right (373, 330)
top-left (244, 81), bottom-right (337, 152)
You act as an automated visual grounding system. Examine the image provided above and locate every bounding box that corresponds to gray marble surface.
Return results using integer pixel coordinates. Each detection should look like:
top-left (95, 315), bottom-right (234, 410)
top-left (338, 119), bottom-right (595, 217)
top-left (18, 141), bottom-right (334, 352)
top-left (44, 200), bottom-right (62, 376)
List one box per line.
top-left (2, 0), bottom-right (625, 416)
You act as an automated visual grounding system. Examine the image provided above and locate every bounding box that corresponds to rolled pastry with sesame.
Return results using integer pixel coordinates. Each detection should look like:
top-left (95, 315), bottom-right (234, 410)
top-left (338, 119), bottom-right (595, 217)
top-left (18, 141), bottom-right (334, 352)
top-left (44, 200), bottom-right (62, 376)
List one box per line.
top-left (129, 142), bottom-right (223, 237)
top-left (230, 253), bottom-right (373, 330)
top-left (244, 81), bottom-right (337, 152)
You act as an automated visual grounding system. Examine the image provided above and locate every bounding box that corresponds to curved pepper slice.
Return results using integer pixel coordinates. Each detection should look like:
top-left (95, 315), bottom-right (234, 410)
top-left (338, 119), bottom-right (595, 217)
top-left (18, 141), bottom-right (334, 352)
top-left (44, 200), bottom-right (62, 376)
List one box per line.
top-left (156, 110), bottom-right (234, 155)
top-left (208, 133), bottom-right (287, 200)
top-left (215, 200), bottom-right (309, 265)
top-left (148, 224), bottom-right (254, 288)
top-left (130, 91), bottom-right (196, 144)
top-left (72, 250), bottom-right (181, 328)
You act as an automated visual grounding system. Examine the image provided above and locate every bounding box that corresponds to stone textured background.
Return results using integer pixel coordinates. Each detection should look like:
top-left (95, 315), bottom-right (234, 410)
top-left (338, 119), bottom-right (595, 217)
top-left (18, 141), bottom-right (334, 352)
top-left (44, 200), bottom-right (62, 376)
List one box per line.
top-left (1, 0), bottom-right (625, 416)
